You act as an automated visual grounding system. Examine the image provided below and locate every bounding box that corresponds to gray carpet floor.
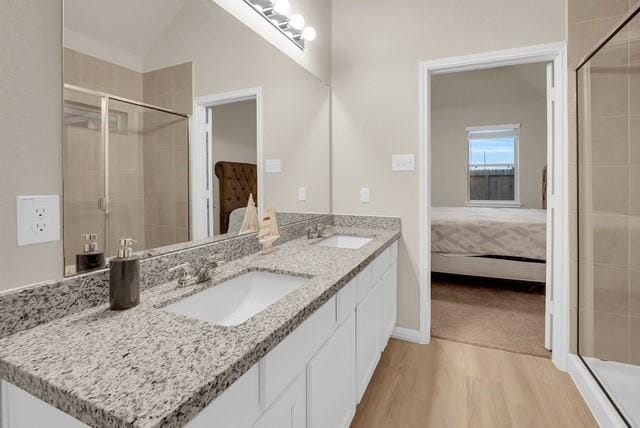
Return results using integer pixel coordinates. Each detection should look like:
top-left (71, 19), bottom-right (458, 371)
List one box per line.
top-left (431, 273), bottom-right (551, 358)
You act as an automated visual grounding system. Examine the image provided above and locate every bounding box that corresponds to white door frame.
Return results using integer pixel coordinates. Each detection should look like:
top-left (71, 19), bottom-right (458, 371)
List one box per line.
top-left (418, 42), bottom-right (570, 370)
top-left (191, 87), bottom-right (263, 240)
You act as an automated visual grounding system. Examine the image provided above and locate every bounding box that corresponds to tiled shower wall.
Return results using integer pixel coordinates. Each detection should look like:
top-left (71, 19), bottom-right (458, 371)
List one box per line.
top-left (142, 63), bottom-right (192, 249)
top-left (568, 0), bottom-right (640, 355)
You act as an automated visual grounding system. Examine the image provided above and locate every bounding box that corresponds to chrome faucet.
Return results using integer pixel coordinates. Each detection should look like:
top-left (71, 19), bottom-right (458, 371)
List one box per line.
top-left (169, 256), bottom-right (225, 288)
top-left (195, 255), bottom-right (224, 283)
top-left (169, 263), bottom-right (197, 288)
top-left (307, 224), bottom-right (329, 239)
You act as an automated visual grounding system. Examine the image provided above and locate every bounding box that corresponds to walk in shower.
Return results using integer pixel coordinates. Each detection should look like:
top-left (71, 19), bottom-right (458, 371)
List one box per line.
top-left (63, 85), bottom-right (190, 275)
top-left (577, 8), bottom-right (640, 426)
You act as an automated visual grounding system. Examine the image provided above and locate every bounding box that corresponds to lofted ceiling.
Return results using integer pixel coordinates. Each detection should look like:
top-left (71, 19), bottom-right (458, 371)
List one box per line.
top-left (64, 0), bottom-right (190, 69)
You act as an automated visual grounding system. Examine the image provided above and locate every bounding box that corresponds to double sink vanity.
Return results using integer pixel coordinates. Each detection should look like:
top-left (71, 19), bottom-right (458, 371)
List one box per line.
top-left (0, 216), bottom-right (399, 428)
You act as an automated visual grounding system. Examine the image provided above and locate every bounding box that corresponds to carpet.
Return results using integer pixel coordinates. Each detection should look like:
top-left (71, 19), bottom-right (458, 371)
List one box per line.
top-left (431, 273), bottom-right (551, 358)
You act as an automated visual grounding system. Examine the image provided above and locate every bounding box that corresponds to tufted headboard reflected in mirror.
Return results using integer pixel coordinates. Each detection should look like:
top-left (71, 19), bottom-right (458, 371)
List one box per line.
top-left (214, 161), bottom-right (258, 235)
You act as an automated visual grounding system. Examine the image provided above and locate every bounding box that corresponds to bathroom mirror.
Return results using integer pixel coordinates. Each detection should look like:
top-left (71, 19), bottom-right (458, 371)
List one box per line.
top-left (62, 0), bottom-right (331, 275)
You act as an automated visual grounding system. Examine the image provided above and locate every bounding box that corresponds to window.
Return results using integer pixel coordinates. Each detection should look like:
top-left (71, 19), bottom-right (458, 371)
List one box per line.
top-left (466, 124), bottom-right (520, 206)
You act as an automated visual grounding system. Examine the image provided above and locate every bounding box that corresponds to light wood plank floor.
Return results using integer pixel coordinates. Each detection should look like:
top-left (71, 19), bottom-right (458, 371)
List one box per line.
top-left (352, 339), bottom-right (596, 428)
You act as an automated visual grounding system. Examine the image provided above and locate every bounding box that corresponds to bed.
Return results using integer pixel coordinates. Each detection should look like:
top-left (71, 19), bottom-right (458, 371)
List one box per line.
top-left (214, 161), bottom-right (257, 234)
top-left (431, 207), bottom-right (547, 283)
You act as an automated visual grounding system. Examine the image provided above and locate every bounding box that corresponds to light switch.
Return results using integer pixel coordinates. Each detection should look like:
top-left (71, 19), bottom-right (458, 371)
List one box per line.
top-left (17, 195), bottom-right (61, 246)
top-left (265, 159), bottom-right (282, 173)
top-left (392, 154), bottom-right (415, 171)
top-left (298, 187), bottom-right (306, 201)
top-left (360, 188), bottom-right (370, 203)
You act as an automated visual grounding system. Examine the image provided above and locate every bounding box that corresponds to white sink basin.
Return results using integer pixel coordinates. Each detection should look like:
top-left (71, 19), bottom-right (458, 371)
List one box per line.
top-left (316, 235), bottom-right (373, 249)
top-left (163, 271), bottom-right (307, 327)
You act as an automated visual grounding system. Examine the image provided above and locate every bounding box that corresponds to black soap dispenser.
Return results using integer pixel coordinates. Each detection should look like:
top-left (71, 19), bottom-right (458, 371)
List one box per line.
top-left (76, 233), bottom-right (106, 273)
top-left (109, 238), bottom-right (140, 310)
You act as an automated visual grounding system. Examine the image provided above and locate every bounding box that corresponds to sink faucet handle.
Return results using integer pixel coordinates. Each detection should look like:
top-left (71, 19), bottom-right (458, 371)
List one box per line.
top-left (207, 255), bottom-right (224, 265)
top-left (169, 263), bottom-right (195, 286)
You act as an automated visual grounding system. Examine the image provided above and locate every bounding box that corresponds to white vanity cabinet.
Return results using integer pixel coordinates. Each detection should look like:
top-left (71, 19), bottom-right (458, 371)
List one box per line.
top-left (0, 242), bottom-right (399, 428)
top-left (355, 276), bottom-right (383, 402)
top-left (307, 313), bottom-right (356, 428)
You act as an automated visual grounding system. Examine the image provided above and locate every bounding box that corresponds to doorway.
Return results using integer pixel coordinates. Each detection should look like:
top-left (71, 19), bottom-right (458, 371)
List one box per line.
top-left (418, 43), bottom-right (570, 369)
top-left (191, 88), bottom-right (263, 241)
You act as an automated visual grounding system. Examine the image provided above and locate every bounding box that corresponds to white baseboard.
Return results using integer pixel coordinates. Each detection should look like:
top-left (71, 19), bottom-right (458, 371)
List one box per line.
top-left (567, 354), bottom-right (625, 428)
top-left (391, 326), bottom-right (429, 344)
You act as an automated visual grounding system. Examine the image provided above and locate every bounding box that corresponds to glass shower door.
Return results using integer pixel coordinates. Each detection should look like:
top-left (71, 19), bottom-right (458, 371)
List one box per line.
top-left (577, 11), bottom-right (640, 426)
top-left (63, 88), bottom-right (107, 274)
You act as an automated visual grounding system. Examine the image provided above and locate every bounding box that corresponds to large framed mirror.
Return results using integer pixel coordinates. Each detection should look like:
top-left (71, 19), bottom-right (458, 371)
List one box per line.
top-left (62, 0), bottom-right (331, 275)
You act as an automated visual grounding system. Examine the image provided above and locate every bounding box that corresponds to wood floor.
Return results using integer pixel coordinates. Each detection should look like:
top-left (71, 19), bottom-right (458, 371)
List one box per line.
top-left (351, 339), bottom-right (596, 428)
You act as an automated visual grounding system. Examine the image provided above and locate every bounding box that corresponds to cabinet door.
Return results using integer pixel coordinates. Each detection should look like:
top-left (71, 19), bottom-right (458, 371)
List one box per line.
top-left (355, 280), bottom-right (382, 403)
top-left (381, 260), bottom-right (398, 350)
top-left (253, 374), bottom-right (306, 428)
top-left (307, 314), bottom-right (356, 428)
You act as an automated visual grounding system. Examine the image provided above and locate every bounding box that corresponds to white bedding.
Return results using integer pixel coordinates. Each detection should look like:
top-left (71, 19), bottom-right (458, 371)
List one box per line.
top-left (431, 207), bottom-right (547, 261)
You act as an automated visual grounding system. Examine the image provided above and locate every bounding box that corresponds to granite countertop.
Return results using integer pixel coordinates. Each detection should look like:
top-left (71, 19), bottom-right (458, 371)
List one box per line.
top-left (0, 226), bottom-right (400, 428)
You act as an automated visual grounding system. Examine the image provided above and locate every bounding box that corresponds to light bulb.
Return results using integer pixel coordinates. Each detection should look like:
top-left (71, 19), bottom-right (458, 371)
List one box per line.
top-left (273, 0), bottom-right (290, 15)
top-left (289, 14), bottom-right (305, 30)
top-left (302, 26), bottom-right (316, 41)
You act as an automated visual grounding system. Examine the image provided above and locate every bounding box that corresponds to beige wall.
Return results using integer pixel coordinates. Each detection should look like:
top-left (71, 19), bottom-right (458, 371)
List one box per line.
top-left (0, 0), bottom-right (63, 291)
top-left (211, 100), bottom-right (258, 235)
top-left (432, 63), bottom-right (548, 209)
top-left (212, 0), bottom-right (332, 84)
top-left (331, 0), bottom-right (566, 330)
top-left (144, 0), bottom-right (331, 215)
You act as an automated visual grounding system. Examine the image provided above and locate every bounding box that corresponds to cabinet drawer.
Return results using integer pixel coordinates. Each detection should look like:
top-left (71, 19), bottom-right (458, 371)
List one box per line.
top-left (260, 297), bottom-right (337, 407)
top-left (1, 381), bottom-right (88, 428)
top-left (371, 248), bottom-right (391, 281)
top-left (186, 364), bottom-right (261, 428)
top-left (253, 374), bottom-right (306, 428)
top-left (336, 277), bottom-right (357, 324)
top-left (356, 264), bottom-right (373, 303)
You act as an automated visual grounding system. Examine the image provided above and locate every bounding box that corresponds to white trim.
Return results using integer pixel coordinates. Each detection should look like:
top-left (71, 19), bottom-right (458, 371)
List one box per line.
top-left (466, 123), bottom-right (521, 133)
top-left (419, 41), bottom-right (570, 371)
top-left (568, 355), bottom-right (626, 428)
top-left (391, 327), bottom-right (428, 344)
top-left (191, 88), bottom-right (263, 241)
top-left (466, 125), bottom-right (520, 206)
top-left (465, 201), bottom-right (522, 208)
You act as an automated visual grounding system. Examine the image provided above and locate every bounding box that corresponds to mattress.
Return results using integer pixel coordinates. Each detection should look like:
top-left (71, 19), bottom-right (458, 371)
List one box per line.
top-left (431, 207), bottom-right (547, 261)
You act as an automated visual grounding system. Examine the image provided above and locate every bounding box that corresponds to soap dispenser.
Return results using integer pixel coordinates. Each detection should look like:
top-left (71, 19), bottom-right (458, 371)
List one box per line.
top-left (76, 233), bottom-right (105, 273)
top-left (109, 238), bottom-right (140, 310)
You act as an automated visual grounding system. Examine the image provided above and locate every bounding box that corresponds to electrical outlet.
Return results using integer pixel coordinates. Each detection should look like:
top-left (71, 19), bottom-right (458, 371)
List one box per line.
top-left (31, 222), bottom-right (49, 233)
top-left (392, 154), bottom-right (415, 171)
top-left (360, 187), bottom-right (370, 203)
top-left (17, 195), bottom-right (60, 246)
top-left (34, 206), bottom-right (47, 218)
top-left (265, 159), bottom-right (282, 173)
top-left (298, 187), bottom-right (306, 201)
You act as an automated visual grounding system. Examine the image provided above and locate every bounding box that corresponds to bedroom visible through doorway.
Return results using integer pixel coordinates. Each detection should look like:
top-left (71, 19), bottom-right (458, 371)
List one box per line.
top-left (430, 62), bottom-right (551, 357)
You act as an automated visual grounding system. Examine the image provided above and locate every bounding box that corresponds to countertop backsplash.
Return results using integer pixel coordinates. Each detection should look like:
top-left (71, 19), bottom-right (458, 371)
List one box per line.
top-left (0, 214), bottom-right (338, 339)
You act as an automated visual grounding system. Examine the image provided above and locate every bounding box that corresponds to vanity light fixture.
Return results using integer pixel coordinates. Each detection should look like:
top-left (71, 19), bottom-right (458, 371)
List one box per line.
top-left (244, 0), bottom-right (316, 49)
